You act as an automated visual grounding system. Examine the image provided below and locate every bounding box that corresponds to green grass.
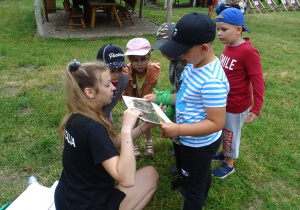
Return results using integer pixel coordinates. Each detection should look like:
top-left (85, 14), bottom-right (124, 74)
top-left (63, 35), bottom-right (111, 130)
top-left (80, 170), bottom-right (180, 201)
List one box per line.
top-left (0, 0), bottom-right (300, 209)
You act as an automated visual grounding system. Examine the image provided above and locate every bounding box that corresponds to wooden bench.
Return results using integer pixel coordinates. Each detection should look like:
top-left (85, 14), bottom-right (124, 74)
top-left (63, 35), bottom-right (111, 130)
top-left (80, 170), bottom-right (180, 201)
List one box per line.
top-left (63, 0), bottom-right (86, 29)
top-left (117, 5), bottom-right (134, 25)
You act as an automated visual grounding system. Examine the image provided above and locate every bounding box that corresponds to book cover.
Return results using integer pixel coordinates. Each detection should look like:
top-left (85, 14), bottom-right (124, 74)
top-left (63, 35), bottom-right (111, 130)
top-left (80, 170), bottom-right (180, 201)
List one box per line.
top-left (122, 96), bottom-right (172, 124)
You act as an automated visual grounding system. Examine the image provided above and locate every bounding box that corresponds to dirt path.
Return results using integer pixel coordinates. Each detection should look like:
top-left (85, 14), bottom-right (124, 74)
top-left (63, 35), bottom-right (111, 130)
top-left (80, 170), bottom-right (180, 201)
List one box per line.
top-left (42, 10), bottom-right (159, 40)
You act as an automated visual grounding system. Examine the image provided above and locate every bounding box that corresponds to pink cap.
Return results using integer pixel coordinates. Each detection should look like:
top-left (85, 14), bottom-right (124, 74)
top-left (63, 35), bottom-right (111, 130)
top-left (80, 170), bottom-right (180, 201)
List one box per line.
top-left (124, 38), bottom-right (151, 56)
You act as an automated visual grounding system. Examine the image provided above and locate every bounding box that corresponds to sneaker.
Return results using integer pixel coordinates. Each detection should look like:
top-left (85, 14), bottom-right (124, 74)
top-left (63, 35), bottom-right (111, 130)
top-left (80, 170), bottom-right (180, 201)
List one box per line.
top-left (170, 166), bottom-right (179, 175)
top-left (212, 151), bottom-right (225, 161)
top-left (212, 161), bottom-right (235, 178)
top-left (171, 175), bottom-right (182, 190)
top-left (133, 142), bottom-right (142, 159)
top-left (145, 140), bottom-right (154, 156)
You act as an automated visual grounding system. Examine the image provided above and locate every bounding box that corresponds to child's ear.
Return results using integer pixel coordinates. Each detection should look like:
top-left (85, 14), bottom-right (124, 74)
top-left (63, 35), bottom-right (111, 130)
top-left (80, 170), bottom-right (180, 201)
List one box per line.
top-left (237, 26), bottom-right (243, 34)
top-left (84, 87), bottom-right (95, 99)
top-left (201, 44), bottom-right (209, 54)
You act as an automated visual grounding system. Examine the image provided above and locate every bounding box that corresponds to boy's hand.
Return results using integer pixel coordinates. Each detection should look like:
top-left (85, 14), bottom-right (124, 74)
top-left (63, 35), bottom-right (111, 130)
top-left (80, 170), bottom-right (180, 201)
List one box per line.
top-left (245, 112), bottom-right (258, 123)
top-left (143, 94), bottom-right (157, 102)
top-left (160, 122), bottom-right (179, 138)
top-left (159, 103), bottom-right (167, 114)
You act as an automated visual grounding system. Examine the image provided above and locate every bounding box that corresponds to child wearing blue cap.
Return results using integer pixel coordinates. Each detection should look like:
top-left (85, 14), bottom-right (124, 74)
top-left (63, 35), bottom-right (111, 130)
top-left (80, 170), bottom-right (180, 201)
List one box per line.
top-left (213, 8), bottom-right (265, 178)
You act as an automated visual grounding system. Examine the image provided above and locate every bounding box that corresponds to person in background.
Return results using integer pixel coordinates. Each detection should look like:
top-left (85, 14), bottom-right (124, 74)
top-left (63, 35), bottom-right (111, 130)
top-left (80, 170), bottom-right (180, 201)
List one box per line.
top-left (216, 0), bottom-right (246, 15)
top-left (213, 8), bottom-right (265, 178)
top-left (54, 60), bottom-right (159, 210)
top-left (96, 44), bottom-right (129, 124)
top-left (145, 22), bottom-right (185, 184)
top-left (159, 13), bottom-right (229, 209)
top-left (207, 0), bottom-right (216, 17)
top-left (216, 0), bottom-right (232, 15)
top-left (123, 38), bottom-right (160, 158)
top-left (236, 0), bottom-right (246, 14)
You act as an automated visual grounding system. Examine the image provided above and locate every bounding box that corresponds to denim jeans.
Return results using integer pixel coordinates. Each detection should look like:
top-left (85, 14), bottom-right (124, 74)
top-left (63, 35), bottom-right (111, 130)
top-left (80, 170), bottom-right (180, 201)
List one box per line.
top-left (180, 136), bottom-right (222, 210)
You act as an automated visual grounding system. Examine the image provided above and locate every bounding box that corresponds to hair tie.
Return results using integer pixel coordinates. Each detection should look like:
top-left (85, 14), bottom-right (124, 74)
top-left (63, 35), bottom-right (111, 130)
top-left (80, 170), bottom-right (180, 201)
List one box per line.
top-left (70, 59), bottom-right (80, 72)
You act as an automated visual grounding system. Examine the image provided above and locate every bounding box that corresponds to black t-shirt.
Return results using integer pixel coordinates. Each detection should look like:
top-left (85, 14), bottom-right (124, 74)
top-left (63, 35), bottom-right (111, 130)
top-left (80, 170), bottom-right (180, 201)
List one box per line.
top-left (55, 114), bottom-right (125, 210)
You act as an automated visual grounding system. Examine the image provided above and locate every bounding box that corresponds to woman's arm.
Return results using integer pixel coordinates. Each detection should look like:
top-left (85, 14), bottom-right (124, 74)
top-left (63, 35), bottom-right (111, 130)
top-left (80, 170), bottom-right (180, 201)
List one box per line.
top-left (102, 109), bottom-right (140, 187)
top-left (102, 110), bottom-right (156, 187)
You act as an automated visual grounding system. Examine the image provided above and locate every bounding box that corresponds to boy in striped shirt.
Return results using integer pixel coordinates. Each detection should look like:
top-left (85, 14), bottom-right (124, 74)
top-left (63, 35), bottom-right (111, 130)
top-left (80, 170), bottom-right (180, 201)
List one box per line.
top-left (159, 13), bottom-right (230, 209)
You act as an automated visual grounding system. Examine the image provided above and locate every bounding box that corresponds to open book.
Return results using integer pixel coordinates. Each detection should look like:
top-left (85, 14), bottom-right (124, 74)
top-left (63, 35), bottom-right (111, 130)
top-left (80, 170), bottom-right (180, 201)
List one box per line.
top-left (122, 96), bottom-right (172, 124)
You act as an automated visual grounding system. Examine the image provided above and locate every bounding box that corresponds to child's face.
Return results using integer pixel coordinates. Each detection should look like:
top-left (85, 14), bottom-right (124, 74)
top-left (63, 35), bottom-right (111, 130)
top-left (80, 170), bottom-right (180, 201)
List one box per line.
top-left (110, 67), bottom-right (123, 83)
top-left (161, 52), bottom-right (187, 68)
top-left (128, 54), bottom-right (150, 73)
top-left (182, 45), bottom-right (205, 68)
top-left (216, 22), bottom-right (240, 45)
top-left (93, 70), bottom-right (115, 107)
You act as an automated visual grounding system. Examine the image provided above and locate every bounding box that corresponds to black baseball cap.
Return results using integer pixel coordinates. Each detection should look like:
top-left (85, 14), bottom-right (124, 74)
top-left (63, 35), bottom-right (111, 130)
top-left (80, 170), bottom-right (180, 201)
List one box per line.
top-left (159, 13), bottom-right (216, 58)
top-left (96, 44), bottom-right (128, 69)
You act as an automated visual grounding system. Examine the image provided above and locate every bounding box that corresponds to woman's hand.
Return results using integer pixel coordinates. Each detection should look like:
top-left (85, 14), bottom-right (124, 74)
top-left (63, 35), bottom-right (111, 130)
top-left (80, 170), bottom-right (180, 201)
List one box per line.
top-left (122, 108), bottom-right (142, 132)
top-left (143, 94), bottom-right (157, 102)
top-left (142, 122), bottom-right (157, 130)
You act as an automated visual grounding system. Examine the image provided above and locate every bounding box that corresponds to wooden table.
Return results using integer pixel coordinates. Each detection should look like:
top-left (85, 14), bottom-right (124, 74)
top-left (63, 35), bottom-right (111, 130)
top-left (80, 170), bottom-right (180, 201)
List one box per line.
top-left (89, 2), bottom-right (122, 28)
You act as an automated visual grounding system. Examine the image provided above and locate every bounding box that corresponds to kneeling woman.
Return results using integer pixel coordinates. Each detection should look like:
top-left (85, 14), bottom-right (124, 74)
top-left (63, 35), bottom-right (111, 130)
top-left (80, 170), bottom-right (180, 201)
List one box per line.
top-left (55, 60), bottom-right (159, 210)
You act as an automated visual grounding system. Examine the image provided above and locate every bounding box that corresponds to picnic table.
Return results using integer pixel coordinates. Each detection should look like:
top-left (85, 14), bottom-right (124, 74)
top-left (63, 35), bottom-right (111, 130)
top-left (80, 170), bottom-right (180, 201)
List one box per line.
top-left (76, 0), bottom-right (143, 29)
top-left (88, 1), bottom-right (122, 28)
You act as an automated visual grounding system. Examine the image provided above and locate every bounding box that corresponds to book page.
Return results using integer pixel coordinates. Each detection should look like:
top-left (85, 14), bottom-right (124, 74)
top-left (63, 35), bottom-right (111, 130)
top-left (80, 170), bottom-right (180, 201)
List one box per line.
top-left (122, 96), bottom-right (171, 124)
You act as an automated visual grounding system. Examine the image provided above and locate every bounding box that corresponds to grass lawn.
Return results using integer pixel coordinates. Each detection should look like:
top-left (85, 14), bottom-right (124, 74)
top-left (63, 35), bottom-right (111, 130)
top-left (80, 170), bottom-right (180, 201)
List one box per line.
top-left (0, 0), bottom-right (299, 209)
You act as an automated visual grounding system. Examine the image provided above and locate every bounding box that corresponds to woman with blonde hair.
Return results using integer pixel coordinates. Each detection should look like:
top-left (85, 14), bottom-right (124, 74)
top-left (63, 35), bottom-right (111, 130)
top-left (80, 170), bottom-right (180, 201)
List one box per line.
top-left (54, 59), bottom-right (159, 210)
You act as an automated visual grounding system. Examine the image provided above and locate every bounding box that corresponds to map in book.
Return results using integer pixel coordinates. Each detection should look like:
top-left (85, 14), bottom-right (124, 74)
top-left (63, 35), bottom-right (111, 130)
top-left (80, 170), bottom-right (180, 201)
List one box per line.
top-left (122, 96), bottom-right (172, 124)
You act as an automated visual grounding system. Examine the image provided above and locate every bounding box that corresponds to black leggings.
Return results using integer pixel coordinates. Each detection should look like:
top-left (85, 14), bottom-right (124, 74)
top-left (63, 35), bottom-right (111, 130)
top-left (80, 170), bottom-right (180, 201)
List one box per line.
top-left (180, 136), bottom-right (222, 210)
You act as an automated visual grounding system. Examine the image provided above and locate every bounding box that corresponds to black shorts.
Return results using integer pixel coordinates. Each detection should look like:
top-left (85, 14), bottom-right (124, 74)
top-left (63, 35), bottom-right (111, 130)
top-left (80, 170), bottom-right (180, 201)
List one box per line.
top-left (206, 0), bottom-right (213, 5)
top-left (107, 188), bottom-right (126, 210)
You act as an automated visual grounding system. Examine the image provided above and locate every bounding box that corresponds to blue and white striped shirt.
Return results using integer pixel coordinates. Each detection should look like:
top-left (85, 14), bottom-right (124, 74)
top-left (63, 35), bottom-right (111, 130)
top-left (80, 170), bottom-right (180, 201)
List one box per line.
top-left (176, 58), bottom-right (229, 148)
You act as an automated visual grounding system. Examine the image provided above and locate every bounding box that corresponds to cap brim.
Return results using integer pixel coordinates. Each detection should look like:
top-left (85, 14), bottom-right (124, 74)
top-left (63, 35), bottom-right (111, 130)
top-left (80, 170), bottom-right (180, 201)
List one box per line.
top-left (152, 41), bottom-right (164, 50)
top-left (152, 38), bottom-right (169, 50)
top-left (124, 49), bottom-right (150, 56)
top-left (159, 39), bottom-right (193, 58)
top-left (242, 26), bottom-right (251, 33)
top-left (108, 62), bottom-right (128, 69)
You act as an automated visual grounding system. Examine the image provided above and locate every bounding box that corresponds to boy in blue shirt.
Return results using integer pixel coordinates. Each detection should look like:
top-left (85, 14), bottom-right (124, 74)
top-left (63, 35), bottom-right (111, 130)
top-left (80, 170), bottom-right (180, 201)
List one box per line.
top-left (159, 13), bottom-right (230, 209)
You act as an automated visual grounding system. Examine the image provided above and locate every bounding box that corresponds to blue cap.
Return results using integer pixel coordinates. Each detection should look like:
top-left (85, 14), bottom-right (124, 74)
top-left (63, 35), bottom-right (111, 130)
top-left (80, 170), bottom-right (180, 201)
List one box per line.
top-left (216, 8), bottom-right (251, 33)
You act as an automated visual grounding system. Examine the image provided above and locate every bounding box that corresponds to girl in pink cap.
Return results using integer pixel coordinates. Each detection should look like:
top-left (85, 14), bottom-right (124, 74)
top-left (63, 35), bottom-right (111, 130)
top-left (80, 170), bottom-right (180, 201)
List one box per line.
top-left (123, 37), bottom-right (160, 158)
